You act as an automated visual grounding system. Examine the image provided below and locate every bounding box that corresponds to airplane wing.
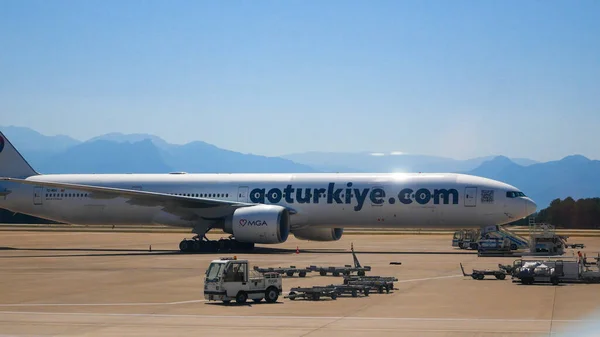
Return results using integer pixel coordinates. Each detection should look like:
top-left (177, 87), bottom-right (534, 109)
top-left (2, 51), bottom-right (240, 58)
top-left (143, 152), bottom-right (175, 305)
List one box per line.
top-left (0, 177), bottom-right (277, 225)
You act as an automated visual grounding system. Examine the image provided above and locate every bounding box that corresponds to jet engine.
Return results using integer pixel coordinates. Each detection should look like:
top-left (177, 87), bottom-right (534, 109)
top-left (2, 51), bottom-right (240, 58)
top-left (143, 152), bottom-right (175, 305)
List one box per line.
top-left (292, 227), bottom-right (344, 241)
top-left (223, 205), bottom-right (290, 244)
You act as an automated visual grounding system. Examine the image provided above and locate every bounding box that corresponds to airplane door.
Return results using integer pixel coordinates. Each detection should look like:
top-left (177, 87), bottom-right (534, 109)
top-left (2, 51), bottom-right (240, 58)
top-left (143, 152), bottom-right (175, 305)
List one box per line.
top-left (238, 186), bottom-right (249, 202)
top-left (33, 186), bottom-right (43, 205)
top-left (464, 187), bottom-right (477, 207)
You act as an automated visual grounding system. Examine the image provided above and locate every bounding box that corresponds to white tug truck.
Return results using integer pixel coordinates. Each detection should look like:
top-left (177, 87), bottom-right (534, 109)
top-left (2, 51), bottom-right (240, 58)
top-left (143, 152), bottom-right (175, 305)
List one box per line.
top-left (204, 257), bottom-right (282, 304)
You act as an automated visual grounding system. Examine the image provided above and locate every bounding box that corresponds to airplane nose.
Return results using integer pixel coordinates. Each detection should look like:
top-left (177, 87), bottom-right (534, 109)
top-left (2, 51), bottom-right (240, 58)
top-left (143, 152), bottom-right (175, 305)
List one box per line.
top-left (524, 198), bottom-right (537, 216)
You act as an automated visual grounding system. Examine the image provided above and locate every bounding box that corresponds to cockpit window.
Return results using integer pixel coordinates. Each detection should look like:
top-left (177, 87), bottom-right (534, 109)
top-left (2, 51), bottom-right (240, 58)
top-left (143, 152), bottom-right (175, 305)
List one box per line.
top-left (506, 191), bottom-right (526, 198)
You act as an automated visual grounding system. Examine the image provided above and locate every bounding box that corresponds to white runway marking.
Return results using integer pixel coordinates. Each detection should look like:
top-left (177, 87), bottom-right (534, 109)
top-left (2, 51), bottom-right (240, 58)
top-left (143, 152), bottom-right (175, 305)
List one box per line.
top-left (0, 311), bottom-right (595, 323)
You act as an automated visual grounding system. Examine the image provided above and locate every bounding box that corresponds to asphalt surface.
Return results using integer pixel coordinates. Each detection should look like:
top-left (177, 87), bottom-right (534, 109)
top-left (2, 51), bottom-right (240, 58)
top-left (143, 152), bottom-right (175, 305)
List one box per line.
top-left (1, 231), bottom-right (599, 336)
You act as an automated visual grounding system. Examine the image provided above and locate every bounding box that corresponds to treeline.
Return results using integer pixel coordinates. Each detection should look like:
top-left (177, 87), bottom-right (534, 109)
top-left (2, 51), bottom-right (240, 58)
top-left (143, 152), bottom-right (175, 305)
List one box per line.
top-left (509, 197), bottom-right (600, 229)
top-left (535, 197), bottom-right (600, 229)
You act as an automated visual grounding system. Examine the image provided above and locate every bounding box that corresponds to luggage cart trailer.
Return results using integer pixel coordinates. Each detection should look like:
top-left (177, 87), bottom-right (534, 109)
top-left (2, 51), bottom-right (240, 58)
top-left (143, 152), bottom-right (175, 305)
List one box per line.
top-left (253, 265), bottom-right (312, 277)
top-left (285, 286), bottom-right (338, 301)
top-left (459, 263), bottom-right (507, 280)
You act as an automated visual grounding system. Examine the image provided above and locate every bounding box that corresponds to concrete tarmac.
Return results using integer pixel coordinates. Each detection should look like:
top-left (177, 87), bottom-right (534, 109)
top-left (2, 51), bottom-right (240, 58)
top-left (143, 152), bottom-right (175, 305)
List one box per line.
top-left (1, 231), bottom-right (599, 336)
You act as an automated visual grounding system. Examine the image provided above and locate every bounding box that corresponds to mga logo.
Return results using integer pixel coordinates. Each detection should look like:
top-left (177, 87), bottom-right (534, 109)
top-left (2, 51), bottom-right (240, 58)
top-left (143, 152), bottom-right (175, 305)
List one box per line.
top-left (0, 136), bottom-right (4, 153)
top-left (239, 219), bottom-right (267, 227)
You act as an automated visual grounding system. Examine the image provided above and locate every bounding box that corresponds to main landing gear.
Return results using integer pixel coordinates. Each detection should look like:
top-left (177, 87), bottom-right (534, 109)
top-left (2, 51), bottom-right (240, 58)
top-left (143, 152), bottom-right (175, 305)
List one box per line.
top-left (179, 235), bottom-right (255, 253)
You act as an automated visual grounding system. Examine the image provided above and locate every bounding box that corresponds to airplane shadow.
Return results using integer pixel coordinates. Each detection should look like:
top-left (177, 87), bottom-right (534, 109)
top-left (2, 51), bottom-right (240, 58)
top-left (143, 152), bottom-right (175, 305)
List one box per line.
top-left (0, 246), bottom-right (476, 258)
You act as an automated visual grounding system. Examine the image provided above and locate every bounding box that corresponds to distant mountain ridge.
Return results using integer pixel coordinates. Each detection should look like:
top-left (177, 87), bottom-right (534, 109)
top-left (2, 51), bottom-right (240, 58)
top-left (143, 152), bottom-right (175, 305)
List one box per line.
top-left (281, 151), bottom-right (539, 173)
top-left (468, 155), bottom-right (600, 209)
top-left (1, 125), bottom-right (597, 208)
top-left (0, 126), bottom-right (318, 174)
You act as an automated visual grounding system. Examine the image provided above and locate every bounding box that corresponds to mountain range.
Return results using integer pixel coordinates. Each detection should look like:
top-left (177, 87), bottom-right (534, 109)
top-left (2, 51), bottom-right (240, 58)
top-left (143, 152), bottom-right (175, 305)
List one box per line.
top-left (1, 125), bottom-right (599, 209)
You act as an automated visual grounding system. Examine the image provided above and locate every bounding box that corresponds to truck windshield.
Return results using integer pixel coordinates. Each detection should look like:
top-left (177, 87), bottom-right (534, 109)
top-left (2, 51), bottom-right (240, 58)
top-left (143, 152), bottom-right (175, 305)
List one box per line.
top-left (206, 262), bottom-right (225, 281)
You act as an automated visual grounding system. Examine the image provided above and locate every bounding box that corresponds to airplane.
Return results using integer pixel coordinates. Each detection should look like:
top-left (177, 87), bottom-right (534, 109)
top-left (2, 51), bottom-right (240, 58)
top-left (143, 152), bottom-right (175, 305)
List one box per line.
top-left (0, 131), bottom-right (537, 253)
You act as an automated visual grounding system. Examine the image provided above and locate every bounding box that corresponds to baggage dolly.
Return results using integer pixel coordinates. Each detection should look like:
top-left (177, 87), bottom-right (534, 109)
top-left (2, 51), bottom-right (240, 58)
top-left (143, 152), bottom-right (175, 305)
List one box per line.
top-left (307, 243), bottom-right (372, 276)
top-left (253, 265), bottom-right (312, 277)
top-left (285, 286), bottom-right (338, 301)
top-left (328, 284), bottom-right (371, 297)
top-left (344, 276), bottom-right (397, 293)
top-left (460, 263), bottom-right (507, 280)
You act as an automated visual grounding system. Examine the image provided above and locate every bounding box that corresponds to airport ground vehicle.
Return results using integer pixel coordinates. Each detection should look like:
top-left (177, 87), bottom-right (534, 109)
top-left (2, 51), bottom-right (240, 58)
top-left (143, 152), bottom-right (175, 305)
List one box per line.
top-left (511, 254), bottom-right (600, 284)
top-left (456, 220), bottom-right (584, 257)
top-left (514, 259), bottom-right (564, 285)
top-left (452, 229), bottom-right (479, 249)
top-left (459, 263), bottom-right (507, 280)
top-left (204, 257), bottom-right (282, 304)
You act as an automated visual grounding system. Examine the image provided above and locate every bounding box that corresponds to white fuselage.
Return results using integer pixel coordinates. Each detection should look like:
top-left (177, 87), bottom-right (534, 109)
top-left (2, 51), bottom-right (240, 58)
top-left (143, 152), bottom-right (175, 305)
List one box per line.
top-left (0, 172), bottom-right (536, 229)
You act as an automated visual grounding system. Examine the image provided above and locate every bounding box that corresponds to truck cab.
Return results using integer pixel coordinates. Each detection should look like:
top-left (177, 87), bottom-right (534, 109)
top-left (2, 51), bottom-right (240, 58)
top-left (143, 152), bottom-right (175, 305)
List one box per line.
top-left (204, 257), bottom-right (282, 304)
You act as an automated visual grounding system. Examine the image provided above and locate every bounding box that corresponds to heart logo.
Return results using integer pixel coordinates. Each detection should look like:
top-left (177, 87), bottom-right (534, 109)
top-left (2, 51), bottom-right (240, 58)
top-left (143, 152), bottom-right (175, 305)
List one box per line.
top-left (239, 219), bottom-right (247, 226)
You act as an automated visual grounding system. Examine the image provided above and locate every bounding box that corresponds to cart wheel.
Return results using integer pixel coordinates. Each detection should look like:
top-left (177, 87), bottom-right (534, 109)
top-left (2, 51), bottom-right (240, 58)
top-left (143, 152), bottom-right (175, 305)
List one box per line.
top-left (330, 293), bottom-right (337, 300)
top-left (364, 289), bottom-right (369, 296)
top-left (496, 274), bottom-right (506, 280)
top-left (471, 275), bottom-right (478, 280)
top-left (320, 271), bottom-right (327, 276)
top-left (312, 293), bottom-right (321, 301)
top-left (288, 291), bottom-right (296, 300)
top-left (299, 271), bottom-right (307, 277)
top-left (477, 274), bottom-right (485, 280)
top-left (352, 289), bottom-right (358, 297)
top-left (378, 286), bottom-right (384, 293)
top-left (286, 271), bottom-right (294, 277)
top-left (551, 277), bottom-right (559, 285)
top-left (333, 272), bottom-right (340, 277)
top-left (358, 270), bottom-right (366, 276)
top-left (265, 287), bottom-right (279, 303)
top-left (235, 291), bottom-right (248, 304)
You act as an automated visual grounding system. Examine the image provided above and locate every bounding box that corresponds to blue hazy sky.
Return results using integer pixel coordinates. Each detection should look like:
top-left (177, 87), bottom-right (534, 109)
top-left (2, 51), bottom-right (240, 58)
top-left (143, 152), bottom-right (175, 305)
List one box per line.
top-left (1, 0), bottom-right (599, 161)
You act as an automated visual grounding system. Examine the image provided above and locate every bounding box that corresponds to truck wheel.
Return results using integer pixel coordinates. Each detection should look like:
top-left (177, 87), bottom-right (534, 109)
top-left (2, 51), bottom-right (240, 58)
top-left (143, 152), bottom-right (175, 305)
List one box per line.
top-left (333, 272), bottom-right (340, 277)
top-left (235, 291), bottom-right (248, 304)
top-left (320, 271), bottom-right (327, 276)
top-left (352, 289), bottom-right (358, 297)
top-left (286, 271), bottom-right (294, 277)
top-left (299, 271), bottom-right (307, 277)
top-left (496, 274), bottom-right (506, 280)
top-left (265, 287), bottom-right (279, 303)
top-left (358, 270), bottom-right (365, 276)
